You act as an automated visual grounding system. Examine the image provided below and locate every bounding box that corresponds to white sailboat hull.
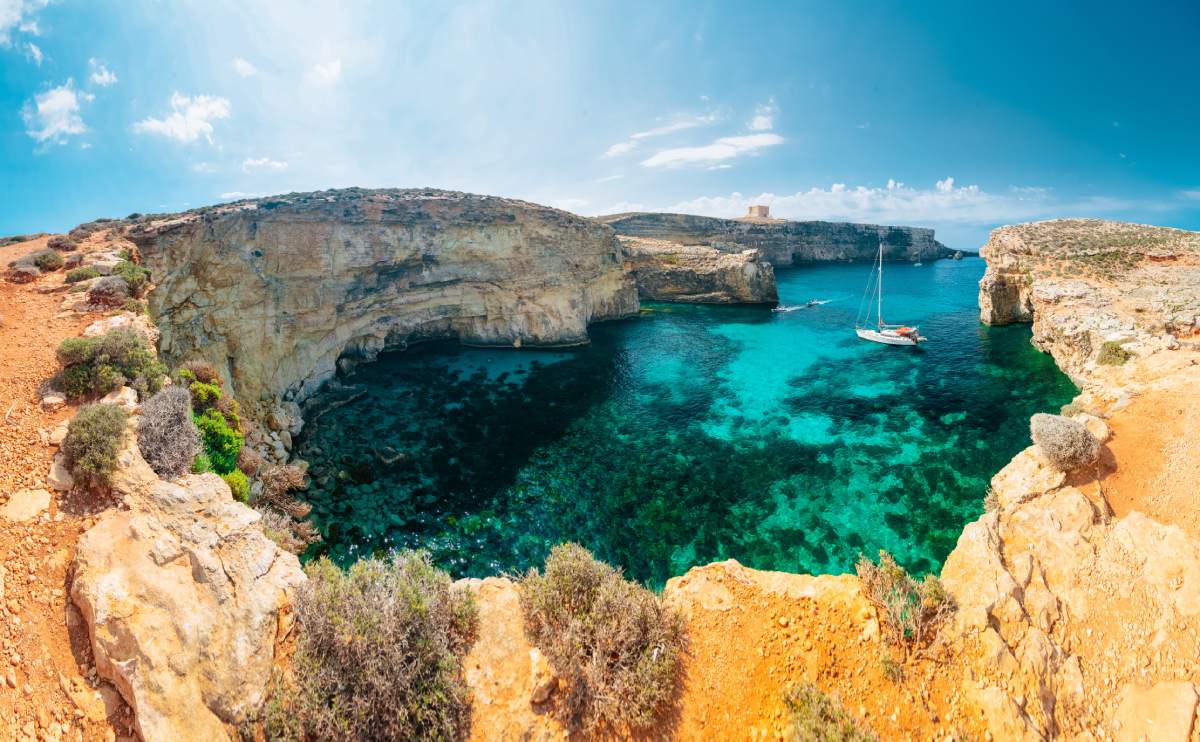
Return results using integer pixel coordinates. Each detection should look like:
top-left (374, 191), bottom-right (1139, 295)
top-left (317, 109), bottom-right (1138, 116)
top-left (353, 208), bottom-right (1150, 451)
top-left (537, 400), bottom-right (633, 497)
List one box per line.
top-left (856, 328), bottom-right (924, 346)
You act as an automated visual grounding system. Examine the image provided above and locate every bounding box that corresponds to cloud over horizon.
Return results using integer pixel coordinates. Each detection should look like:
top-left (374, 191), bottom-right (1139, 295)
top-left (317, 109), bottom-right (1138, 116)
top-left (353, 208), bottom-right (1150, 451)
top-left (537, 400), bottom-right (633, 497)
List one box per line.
top-left (22, 79), bottom-right (89, 144)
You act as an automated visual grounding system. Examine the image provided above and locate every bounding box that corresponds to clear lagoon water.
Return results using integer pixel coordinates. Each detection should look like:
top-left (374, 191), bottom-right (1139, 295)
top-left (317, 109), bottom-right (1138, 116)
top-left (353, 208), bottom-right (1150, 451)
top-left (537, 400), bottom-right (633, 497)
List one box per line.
top-left (296, 257), bottom-right (1076, 586)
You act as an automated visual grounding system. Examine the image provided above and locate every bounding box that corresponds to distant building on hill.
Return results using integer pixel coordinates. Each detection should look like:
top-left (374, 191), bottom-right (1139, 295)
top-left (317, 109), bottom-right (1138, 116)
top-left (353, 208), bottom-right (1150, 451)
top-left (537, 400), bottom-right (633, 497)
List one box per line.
top-left (747, 205), bottom-right (771, 219)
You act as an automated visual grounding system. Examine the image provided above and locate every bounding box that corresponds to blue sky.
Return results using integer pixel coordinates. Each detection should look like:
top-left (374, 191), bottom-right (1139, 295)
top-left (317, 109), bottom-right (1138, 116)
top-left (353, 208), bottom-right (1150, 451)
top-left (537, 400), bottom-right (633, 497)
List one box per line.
top-left (1, 0), bottom-right (1198, 248)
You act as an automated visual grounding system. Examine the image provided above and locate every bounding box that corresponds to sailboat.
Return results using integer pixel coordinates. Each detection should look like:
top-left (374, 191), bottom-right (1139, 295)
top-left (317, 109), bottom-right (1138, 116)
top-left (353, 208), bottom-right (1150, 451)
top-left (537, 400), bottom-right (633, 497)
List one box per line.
top-left (855, 241), bottom-right (926, 346)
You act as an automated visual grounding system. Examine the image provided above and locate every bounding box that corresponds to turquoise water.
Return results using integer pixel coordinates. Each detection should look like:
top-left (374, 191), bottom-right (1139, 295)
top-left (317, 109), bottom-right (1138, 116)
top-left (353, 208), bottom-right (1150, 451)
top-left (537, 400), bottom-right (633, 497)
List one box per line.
top-left (297, 258), bottom-right (1076, 585)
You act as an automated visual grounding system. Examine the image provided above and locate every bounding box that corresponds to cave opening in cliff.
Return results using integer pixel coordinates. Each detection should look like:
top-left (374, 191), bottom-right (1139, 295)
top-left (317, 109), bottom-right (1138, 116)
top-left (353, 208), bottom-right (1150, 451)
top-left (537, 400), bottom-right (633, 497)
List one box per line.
top-left (296, 259), bottom-right (1077, 586)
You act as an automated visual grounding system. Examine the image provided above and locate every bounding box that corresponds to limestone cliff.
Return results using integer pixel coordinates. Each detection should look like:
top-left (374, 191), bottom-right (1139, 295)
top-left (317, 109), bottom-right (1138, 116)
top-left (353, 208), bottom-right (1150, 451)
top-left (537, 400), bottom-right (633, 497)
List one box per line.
top-left (979, 219), bottom-right (1200, 382)
top-left (129, 188), bottom-right (639, 414)
top-left (598, 211), bottom-right (953, 265)
top-left (621, 236), bottom-right (778, 304)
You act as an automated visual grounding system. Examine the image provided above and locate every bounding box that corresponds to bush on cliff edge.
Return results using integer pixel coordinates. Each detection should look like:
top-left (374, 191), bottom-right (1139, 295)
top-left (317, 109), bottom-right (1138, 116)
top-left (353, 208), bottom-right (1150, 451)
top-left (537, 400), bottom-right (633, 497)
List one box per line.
top-left (265, 551), bottom-right (478, 741)
top-left (136, 386), bottom-right (200, 479)
top-left (518, 543), bottom-right (685, 734)
top-left (1030, 413), bottom-right (1100, 471)
top-left (62, 403), bottom-right (129, 488)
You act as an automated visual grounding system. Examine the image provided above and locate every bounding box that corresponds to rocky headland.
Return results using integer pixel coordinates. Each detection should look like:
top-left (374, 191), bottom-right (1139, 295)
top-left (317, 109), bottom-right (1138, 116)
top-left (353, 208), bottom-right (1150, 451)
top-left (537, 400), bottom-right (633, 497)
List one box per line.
top-left (129, 189), bottom-right (640, 419)
top-left (621, 236), bottom-right (778, 304)
top-left (2, 208), bottom-right (1198, 741)
top-left (598, 211), bottom-right (954, 265)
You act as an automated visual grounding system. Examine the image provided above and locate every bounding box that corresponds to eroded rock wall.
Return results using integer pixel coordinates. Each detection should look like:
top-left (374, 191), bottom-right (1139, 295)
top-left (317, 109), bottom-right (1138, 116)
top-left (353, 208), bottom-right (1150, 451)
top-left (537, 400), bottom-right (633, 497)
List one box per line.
top-left (130, 189), bottom-right (639, 413)
top-left (598, 211), bottom-right (952, 265)
top-left (622, 236), bottom-right (778, 304)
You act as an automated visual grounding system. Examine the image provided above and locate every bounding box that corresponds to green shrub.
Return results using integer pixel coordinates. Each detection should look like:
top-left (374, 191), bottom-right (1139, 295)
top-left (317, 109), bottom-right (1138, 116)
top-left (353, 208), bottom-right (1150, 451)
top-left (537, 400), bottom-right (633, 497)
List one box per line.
top-left (264, 552), bottom-right (478, 741)
top-left (194, 408), bottom-right (243, 474)
top-left (62, 404), bottom-right (129, 487)
top-left (222, 469), bottom-right (250, 502)
top-left (1030, 413), bottom-right (1100, 471)
top-left (189, 380), bottom-right (222, 411)
top-left (65, 266), bottom-right (100, 283)
top-left (192, 453), bottom-right (213, 474)
top-left (113, 260), bottom-right (151, 297)
top-left (518, 543), bottom-right (685, 734)
top-left (782, 683), bottom-right (877, 742)
top-left (32, 249), bottom-right (64, 271)
top-left (855, 551), bottom-right (954, 659)
top-left (1097, 340), bottom-right (1132, 366)
top-left (137, 386), bottom-right (200, 479)
top-left (53, 328), bottom-right (165, 400)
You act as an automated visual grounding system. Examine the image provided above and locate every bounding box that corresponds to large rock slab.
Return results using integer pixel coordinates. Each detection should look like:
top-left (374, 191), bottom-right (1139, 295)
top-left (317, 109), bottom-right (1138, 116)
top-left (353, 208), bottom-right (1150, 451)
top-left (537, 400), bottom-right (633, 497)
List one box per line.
top-left (130, 189), bottom-right (639, 413)
top-left (622, 236), bottom-right (778, 304)
top-left (71, 444), bottom-right (305, 742)
top-left (0, 488), bottom-right (51, 522)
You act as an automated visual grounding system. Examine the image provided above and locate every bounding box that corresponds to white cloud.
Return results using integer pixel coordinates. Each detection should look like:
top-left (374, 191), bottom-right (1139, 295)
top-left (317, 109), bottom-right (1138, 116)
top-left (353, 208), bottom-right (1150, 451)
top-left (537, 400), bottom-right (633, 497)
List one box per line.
top-left (22, 79), bottom-right (87, 144)
top-left (595, 174), bottom-right (624, 183)
top-left (25, 41), bottom-right (40, 63)
top-left (232, 57), bottom-right (258, 77)
top-left (0, 0), bottom-right (49, 46)
top-left (658, 178), bottom-right (1126, 226)
top-left (134, 92), bottom-right (231, 144)
top-left (748, 98), bottom-right (776, 131)
top-left (596, 201), bottom-right (646, 215)
top-left (603, 112), bottom-right (719, 158)
top-left (548, 198), bottom-right (587, 211)
top-left (603, 141), bottom-right (637, 158)
top-left (88, 58), bottom-right (117, 86)
top-left (1180, 190), bottom-right (1200, 201)
top-left (308, 58), bottom-right (342, 85)
top-left (641, 133), bottom-right (784, 168)
top-left (219, 191), bottom-right (262, 200)
top-left (242, 156), bottom-right (289, 173)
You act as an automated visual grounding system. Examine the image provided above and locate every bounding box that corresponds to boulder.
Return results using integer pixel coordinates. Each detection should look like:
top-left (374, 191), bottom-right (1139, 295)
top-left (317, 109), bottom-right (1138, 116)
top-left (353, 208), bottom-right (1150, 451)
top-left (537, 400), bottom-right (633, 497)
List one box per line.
top-left (99, 386), bottom-right (139, 412)
top-left (72, 442), bottom-right (305, 742)
top-left (87, 275), bottom-right (129, 307)
top-left (46, 453), bottom-right (74, 491)
top-left (83, 312), bottom-right (161, 348)
top-left (1113, 682), bottom-right (1198, 742)
top-left (1, 488), bottom-right (51, 522)
top-left (41, 394), bottom-right (66, 411)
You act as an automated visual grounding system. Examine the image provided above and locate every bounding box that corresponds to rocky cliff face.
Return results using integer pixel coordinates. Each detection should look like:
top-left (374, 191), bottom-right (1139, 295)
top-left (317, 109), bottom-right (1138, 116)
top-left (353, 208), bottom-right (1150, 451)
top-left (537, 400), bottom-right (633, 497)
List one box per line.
top-left (598, 211), bottom-right (953, 265)
top-left (979, 219), bottom-right (1200, 382)
top-left (129, 189), bottom-right (639, 414)
top-left (621, 236), bottom-right (778, 304)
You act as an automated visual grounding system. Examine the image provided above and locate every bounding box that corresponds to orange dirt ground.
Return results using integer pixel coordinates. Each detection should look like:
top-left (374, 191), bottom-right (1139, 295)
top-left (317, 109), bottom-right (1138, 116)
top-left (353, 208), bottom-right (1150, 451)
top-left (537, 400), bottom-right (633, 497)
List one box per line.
top-left (0, 237), bottom-right (133, 742)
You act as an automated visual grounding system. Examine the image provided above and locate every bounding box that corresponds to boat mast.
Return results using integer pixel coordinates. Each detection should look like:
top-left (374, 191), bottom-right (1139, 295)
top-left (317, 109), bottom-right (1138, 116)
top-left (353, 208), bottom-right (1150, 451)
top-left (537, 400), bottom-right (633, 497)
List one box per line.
top-left (876, 241), bottom-right (883, 327)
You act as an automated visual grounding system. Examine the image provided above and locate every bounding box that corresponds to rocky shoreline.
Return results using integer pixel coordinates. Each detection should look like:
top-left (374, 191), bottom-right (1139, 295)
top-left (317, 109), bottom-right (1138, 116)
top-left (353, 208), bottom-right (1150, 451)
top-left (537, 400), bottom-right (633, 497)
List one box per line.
top-left (622, 236), bottom-right (778, 304)
top-left (4, 207), bottom-right (1198, 740)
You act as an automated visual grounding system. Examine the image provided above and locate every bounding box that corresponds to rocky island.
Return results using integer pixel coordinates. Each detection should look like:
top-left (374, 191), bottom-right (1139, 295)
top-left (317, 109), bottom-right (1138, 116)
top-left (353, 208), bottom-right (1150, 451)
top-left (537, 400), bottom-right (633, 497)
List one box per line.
top-left (1, 205), bottom-right (1197, 741)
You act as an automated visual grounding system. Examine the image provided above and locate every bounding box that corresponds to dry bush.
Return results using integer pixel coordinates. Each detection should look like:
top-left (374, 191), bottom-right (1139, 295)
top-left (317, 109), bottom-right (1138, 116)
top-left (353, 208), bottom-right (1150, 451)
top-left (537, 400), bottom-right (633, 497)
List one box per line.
top-left (136, 386), bottom-right (200, 479)
top-left (518, 543), bottom-right (685, 734)
top-left (179, 359), bottom-right (221, 385)
top-left (62, 403), bottom-right (129, 488)
top-left (264, 551), bottom-right (478, 741)
top-left (255, 505), bottom-right (321, 555)
top-left (1030, 413), bottom-right (1100, 471)
top-left (47, 234), bottom-right (78, 251)
top-left (782, 683), bottom-right (877, 742)
top-left (855, 551), bottom-right (954, 659)
top-left (87, 275), bottom-right (129, 307)
top-left (236, 446), bottom-right (264, 476)
top-left (258, 463), bottom-right (310, 516)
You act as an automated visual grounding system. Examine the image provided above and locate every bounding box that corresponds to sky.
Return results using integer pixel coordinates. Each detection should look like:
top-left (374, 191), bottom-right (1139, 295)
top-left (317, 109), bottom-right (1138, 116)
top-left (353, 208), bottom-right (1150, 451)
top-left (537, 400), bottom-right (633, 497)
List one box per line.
top-left (1, 0), bottom-right (1198, 248)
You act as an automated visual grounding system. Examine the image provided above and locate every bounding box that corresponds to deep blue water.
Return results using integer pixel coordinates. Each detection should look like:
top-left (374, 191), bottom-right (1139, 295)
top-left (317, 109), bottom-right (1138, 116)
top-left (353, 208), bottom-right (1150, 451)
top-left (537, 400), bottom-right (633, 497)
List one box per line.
top-left (297, 258), bottom-right (1076, 585)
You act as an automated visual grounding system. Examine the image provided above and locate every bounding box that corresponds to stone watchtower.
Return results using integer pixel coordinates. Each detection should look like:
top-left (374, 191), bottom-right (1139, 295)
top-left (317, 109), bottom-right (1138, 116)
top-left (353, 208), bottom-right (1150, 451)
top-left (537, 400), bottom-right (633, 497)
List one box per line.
top-left (747, 205), bottom-right (771, 219)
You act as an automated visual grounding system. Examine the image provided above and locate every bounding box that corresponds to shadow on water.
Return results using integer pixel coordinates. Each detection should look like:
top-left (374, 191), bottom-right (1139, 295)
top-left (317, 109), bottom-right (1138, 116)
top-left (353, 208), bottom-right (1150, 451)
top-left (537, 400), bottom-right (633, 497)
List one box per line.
top-left (297, 259), bottom-right (1077, 587)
